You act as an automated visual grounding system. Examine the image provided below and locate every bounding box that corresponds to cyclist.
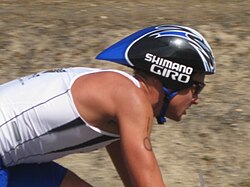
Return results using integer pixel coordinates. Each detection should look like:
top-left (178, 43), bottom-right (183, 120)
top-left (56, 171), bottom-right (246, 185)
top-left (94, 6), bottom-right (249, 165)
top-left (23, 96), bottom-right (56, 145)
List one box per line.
top-left (0, 25), bottom-right (215, 187)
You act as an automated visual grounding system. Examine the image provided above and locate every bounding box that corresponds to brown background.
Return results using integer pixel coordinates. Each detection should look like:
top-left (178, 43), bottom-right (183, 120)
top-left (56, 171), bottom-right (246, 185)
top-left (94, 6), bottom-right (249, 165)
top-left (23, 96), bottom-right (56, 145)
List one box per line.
top-left (0, 1), bottom-right (249, 186)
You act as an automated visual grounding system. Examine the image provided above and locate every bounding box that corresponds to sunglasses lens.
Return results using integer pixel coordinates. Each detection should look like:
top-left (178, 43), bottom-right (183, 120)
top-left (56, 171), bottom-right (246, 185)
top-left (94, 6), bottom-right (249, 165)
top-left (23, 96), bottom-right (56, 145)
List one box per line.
top-left (193, 81), bottom-right (206, 96)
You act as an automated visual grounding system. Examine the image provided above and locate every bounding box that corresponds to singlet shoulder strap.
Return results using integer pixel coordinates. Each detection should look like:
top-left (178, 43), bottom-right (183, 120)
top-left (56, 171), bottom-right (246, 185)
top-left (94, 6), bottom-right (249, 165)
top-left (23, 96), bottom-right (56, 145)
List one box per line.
top-left (69, 68), bottom-right (141, 89)
top-left (103, 69), bottom-right (141, 88)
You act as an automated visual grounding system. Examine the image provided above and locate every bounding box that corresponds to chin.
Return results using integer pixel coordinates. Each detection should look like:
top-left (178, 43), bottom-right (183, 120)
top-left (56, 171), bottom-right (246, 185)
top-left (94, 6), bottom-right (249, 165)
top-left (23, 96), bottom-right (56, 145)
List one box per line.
top-left (173, 117), bottom-right (182, 122)
top-left (167, 115), bottom-right (182, 122)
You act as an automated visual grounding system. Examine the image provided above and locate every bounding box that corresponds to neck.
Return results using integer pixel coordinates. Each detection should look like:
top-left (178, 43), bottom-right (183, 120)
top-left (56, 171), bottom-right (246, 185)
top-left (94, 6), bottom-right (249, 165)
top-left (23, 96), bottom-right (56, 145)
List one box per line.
top-left (134, 74), bottom-right (164, 116)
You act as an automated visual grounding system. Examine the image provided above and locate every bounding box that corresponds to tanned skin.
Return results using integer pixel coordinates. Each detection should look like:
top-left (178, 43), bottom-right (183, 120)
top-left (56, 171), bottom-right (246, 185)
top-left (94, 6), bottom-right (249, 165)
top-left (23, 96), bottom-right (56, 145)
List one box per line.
top-left (64, 71), bottom-right (166, 187)
top-left (60, 71), bottom-right (205, 187)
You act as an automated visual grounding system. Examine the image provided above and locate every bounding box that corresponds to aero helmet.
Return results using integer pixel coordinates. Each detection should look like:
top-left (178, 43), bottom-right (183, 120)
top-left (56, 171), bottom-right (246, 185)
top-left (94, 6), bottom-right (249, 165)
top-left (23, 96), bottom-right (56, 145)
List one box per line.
top-left (96, 25), bottom-right (216, 124)
top-left (96, 25), bottom-right (216, 91)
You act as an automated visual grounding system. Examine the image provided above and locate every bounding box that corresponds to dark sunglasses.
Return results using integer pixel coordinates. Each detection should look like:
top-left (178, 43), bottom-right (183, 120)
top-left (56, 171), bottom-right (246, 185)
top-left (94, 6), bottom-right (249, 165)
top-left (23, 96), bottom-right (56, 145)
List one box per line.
top-left (192, 81), bottom-right (206, 97)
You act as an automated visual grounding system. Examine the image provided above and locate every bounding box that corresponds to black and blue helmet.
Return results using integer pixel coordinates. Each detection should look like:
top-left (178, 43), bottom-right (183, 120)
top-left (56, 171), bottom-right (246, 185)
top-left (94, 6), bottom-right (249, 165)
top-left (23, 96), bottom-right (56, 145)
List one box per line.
top-left (96, 25), bottom-right (216, 124)
top-left (96, 25), bottom-right (216, 91)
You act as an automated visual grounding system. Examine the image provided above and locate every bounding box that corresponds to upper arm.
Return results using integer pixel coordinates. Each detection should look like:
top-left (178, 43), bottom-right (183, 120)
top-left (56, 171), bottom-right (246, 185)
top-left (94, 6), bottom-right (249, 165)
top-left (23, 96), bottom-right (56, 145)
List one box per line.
top-left (112, 82), bottom-right (165, 187)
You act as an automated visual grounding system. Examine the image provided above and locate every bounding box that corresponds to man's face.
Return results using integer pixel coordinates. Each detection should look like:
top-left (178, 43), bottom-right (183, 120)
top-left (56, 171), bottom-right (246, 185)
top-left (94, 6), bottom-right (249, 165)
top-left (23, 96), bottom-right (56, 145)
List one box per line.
top-left (166, 73), bottom-right (206, 121)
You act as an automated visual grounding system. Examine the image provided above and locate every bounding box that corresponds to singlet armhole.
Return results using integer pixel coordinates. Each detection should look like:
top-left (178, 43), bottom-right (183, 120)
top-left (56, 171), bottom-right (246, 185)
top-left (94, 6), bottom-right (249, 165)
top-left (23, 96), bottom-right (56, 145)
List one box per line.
top-left (68, 69), bottom-right (140, 138)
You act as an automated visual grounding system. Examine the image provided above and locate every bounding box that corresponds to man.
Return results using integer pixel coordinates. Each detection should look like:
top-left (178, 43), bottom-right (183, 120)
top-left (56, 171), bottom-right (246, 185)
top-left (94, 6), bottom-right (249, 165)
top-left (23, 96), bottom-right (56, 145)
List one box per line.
top-left (0, 25), bottom-right (215, 187)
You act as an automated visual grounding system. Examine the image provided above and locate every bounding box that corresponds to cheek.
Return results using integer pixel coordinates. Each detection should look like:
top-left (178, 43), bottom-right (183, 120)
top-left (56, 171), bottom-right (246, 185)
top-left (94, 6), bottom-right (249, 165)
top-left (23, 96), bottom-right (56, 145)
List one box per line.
top-left (166, 102), bottom-right (182, 121)
top-left (166, 97), bottom-right (182, 118)
top-left (167, 93), bottom-right (193, 115)
top-left (170, 94), bottom-right (191, 108)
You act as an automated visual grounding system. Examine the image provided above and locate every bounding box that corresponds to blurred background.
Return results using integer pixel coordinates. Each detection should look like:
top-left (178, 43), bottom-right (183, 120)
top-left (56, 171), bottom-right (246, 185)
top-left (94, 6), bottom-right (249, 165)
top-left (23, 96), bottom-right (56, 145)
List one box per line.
top-left (0, 1), bottom-right (249, 186)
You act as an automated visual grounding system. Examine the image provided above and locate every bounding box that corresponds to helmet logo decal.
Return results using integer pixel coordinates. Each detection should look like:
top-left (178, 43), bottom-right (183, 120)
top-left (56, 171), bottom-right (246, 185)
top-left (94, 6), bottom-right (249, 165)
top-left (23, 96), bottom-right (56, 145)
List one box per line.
top-left (145, 53), bottom-right (193, 84)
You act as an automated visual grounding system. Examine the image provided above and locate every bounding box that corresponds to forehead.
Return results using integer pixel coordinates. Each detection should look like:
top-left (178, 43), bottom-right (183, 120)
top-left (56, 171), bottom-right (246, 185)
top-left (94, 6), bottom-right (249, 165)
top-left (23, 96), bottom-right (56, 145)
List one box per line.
top-left (192, 73), bottom-right (205, 82)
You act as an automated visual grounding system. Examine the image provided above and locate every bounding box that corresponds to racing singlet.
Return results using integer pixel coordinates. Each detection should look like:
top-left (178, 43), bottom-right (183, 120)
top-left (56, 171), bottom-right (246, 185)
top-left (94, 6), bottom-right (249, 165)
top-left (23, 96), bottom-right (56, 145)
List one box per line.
top-left (0, 67), bottom-right (140, 167)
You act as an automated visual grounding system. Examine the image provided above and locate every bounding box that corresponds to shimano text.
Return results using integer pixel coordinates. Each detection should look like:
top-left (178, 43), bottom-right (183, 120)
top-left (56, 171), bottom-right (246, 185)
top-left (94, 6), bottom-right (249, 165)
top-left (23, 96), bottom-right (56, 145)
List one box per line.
top-left (145, 53), bottom-right (193, 83)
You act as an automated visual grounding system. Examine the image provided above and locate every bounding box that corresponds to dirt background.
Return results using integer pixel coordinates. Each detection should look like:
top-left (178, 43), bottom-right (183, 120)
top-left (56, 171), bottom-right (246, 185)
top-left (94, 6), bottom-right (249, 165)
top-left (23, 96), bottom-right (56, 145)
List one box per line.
top-left (0, 1), bottom-right (249, 186)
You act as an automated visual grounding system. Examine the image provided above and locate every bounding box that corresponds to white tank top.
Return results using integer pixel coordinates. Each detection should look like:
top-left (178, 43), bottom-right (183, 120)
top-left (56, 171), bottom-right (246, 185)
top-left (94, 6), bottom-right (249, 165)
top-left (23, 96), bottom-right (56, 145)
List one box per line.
top-left (0, 67), bottom-right (140, 166)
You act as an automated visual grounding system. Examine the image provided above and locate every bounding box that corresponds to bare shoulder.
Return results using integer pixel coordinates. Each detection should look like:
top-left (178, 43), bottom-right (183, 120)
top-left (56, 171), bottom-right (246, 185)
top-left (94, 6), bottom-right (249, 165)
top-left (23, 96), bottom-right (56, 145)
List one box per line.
top-left (100, 71), bottom-right (153, 115)
top-left (102, 72), bottom-right (154, 134)
top-left (71, 70), bottom-right (153, 129)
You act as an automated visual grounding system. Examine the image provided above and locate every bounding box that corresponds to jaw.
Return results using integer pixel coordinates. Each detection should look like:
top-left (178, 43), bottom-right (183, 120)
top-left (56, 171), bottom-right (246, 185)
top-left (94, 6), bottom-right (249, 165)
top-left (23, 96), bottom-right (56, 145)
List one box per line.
top-left (166, 112), bottom-right (183, 121)
top-left (166, 105), bottom-right (189, 121)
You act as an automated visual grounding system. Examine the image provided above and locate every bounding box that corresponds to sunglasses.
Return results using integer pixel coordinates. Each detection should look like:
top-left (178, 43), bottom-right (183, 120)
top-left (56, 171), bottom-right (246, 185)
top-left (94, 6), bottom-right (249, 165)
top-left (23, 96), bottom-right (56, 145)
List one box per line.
top-left (192, 81), bottom-right (206, 97)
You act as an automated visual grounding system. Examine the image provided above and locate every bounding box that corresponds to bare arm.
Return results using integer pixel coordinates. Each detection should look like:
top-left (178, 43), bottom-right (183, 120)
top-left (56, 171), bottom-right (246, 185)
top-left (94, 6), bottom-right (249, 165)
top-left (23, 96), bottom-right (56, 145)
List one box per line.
top-left (112, 85), bottom-right (166, 187)
top-left (106, 140), bottom-right (133, 187)
top-left (118, 117), bottom-right (165, 187)
top-left (73, 72), bottom-right (166, 187)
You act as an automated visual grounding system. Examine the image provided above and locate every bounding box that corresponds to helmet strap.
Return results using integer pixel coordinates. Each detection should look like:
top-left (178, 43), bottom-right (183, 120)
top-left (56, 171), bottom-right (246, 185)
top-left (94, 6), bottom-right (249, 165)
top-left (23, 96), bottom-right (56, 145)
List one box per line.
top-left (156, 87), bottom-right (178, 124)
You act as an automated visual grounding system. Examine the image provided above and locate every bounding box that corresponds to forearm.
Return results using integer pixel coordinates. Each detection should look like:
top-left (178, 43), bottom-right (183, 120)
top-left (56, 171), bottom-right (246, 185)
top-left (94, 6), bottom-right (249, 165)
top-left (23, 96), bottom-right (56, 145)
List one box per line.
top-left (106, 142), bottom-right (134, 187)
top-left (120, 139), bottom-right (166, 187)
top-left (126, 151), bottom-right (166, 187)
